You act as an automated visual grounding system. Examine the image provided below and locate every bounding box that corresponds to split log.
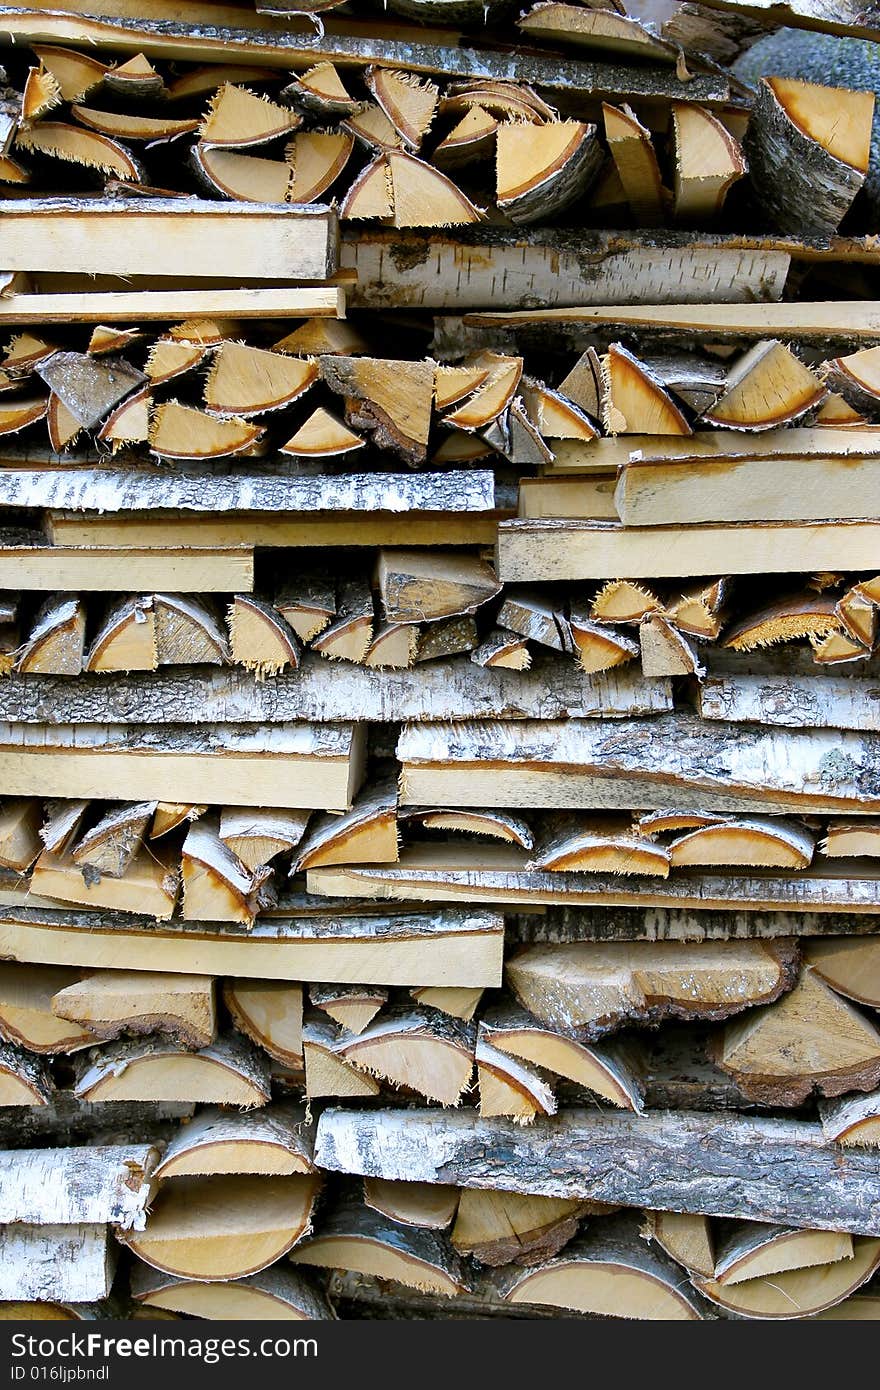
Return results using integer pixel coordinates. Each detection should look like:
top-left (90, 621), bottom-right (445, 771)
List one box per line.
top-left (151, 804), bottom-right (203, 840)
top-left (123, 1172), bottom-right (321, 1281)
top-left (820, 820), bottom-right (880, 863)
top-left (668, 818), bottom-right (815, 869)
top-left (315, 1106), bottom-right (880, 1235)
top-left (204, 343), bottom-right (315, 418)
top-left (14, 596), bottom-right (84, 676)
top-left (130, 1263), bottom-right (331, 1320)
top-left (335, 1009), bottom-right (475, 1105)
top-left (85, 595), bottom-right (156, 674)
top-left (52, 970), bottom-right (215, 1049)
top-left (341, 149), bottom-right (483, 228)
top-left (684, 0), bottom-right (880, 40)
top-left (396, 713), bottom-right (880, 815)
top-left (693, 1237), bottom-right (880, 1319)
top-left (479, 1004), bottom-right (643, 1109)
top-left (37, 352), bottom-right (145, 429)
top-left (571, 612), bottom-right (639, 675)
top-left (0, 1143), bottom-right (157, 1229)
top-left (0, 1042), bottom-right (53, 1106)
top-left (275, 575), bottom-right (336, 643)
top-left (642, 1210), bottom-right (714, 1277)
top-left (671, 102), bottom-right (746, 221)
top-left (364, 623), bottom-right (419, 669)
top-left (0, 799), bottom-right (42, 872)
top-left (74, 1033), bottom-right (271, 1106)
top-left (154, 1105), bottom-right (315, 1178)
top-left (219, 807), bottom-right (309, 869)
top-left (704, 340), bottom-right (824, 430)
top-left (30, 843), bottom-right (180, 920)
top-left (696, 673), bottom-right (880, 734)
top-left (497, 591), bottom-right (571, 653)
top-left (414, 618), bottom-right (479, 662)
top-left (200, 82), bottom-right (299, 148)
top-left (470, 630), bottom-right (531, 671)
top-left (495, 120), bottom-right (601, 223)
top-left (70, 802), bottom-right (154, 878)
top-left (303, 1016), bottom-right (381, 1099)
top-left (712, 1221), bottom-right (854, 1286)
top-left (377, 550), bottom-right (500, 624)
top-left (310, 984), bottom-right (387, 1036)
top-left (222, 979), bottom-right (302, 1066)
top-left (452, 1188), bottom-right (597, 1267)
top-left (281, 406), bottom-right (363, 459)
top-left (290, 783), bottom-right (398, 872)
top-left (506, 940), bottom-right (796, 1036)
top-left (804, 937), bottom-right (880, 1007)
top-left (363, 1177), bottom-right (459, 1230)
top-left (820, 1092), bottom-right (880, 1148)
top-left (716, 967), bottom-right (880, 1104)
top-left (40, 801), bottom-right (89, 857)
top-left (149, 402), bottom-right (264, 462)
top-left (0, 721), bottom-right (365, 811)
top-left (529, 816), bottom-right (670, 877)
top-left (603, 344), bottom-right (691, 436)
top-left (319, 355), bottom-right (433, 464)
top-left (0, 963), bottom-right (92, 1054)
top-left (602, 104), bottom-right (664, 225)
top-left (228, 595), bottom-right (301, 677)
top-left (311, 579), bottom-right (374, 665)
top-left (16, 120), bottom-right (142, 180)
top-left (476, 1035), bottom-right (556, 1123)
top-left (495, 1213), bottom-right (706, 1318)
top-left (639, 615), bottom-right (703, 678)
top-left (401, 808), bottom-right (533, 849)
top-left (411, 987), bottom-right (484, 1019)
top-left (0, 903), bottom-right (505, 987)
top-left (744, 78), bottom-right (874, 237)
top-left (290, 1195), bottom-right (468, 1295)
top-left (0, 1225), bottom-right (115, 1304)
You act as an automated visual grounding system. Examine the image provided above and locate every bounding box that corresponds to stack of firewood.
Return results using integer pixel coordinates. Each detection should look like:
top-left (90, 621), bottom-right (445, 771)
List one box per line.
top-left (3, 0), bottom-right (880, 1324)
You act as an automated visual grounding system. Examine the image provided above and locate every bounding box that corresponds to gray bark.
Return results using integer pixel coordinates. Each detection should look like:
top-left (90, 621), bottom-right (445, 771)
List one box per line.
top-left (0, 1094), bottom-right (193, 1149)
top-left (696, 674), bottom-right (880, 734)
top-left (0, 1142), bottom-right (158, 1229)
top-left (512, 904), bottom-right (880, 941)
top-left (315, 1106), bottom-right (880, 1235)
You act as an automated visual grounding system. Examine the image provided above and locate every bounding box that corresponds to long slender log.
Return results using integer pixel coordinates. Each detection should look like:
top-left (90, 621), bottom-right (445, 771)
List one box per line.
top-left (696, 675), bottom-right (880, 734)
top-left (696, 0), bottom-right (880, 40)
top-left (511, 904), bottom-right (880, 942)
top-left (315, 1107), bottom-right (880, 1236)
top-left (0, 1094), bottom-right (192, 1149)
top-left (0, 1143), bottom-right (158, 1229)
top-left (0, 656), bottom-right (671, 725)
top-left (0, 289), bottom-right (345, 324)
top-left (0, 904), bottom-right (505, 987)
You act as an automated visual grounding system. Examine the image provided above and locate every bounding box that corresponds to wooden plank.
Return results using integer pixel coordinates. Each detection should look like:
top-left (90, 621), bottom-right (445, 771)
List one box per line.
top-left (0, 1225), bottom-right (115, 1303)
top-left (519, 476), bottom-right (617, 520)
top-left (308, 844), bottom-right (880, 915)
top-left (0, 906), bottom-right (505, 987)
top-left (343, 228), bottom-right (790, 311)
top-left (497, 519), bottom-right (880, 580)
top-left (46, 513), bottom-right (502, 549)
top-left (0, 1142), bottom-right (157, 1229)
top-left (0, 546), bottom-right (253, 592)
top-left (616, 452), bottom-right (880, 526)
top-left (0, 722), bottom-right (364, 810)
top-left (314, 1107), bottom-right (880, 1236)
top-left (0, 8), bottom-right (730, 101)
top-left (0, 655), bottom-right (671, 726)
top-left (0, 288), bottom-right (344, 323)
top-left (697, 675), bottom-right (880, 734)
top-left (464, 302), bottom-right (880, 346)
top-left (6, 468), bottom-right (496, 516)
top-left (540, 426), bottom-right (880, 476)
top-left (396, 714), bottom-right (880, 814)
top-left (0, 199), bottom-right (337, 281)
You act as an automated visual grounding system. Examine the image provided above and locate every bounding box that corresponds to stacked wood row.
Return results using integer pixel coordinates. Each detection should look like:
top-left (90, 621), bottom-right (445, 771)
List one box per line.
top-left (4, 0), bottom-right (880, 1324)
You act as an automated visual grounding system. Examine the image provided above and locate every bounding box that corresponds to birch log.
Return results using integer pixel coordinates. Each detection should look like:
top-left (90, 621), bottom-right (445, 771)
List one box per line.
top-left (0, 1144), bottom-right (158, 1229)
top-left (0, 1224), bottom-right (115, 1303)
top-left (696, 675), bottom-right (880, 734)
top-left (315, 1107), bottom-right (880, 1235)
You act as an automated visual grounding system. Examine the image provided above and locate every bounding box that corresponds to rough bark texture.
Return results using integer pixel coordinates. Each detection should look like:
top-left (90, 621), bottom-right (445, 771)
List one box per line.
top-left (511, 904), bottom-right (880, 942)
top-left (696, 675), bottom-right (880, 734)
top-left (0, 1142), bottom-right (158, 1229)
top-left (0, 1224), bottom-right (115, 1303)
top-left (315, 1107), bottom-right (880, 1235)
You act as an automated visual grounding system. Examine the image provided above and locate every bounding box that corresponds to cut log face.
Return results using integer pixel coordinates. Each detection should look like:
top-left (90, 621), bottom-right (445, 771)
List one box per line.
top-left (0, 963), bottom-right (92, 1054)
top-left (287, 130), bottom-right (354, 204)
top-left (820, 820), bottom-right (880, 863)
top-left (303, 1016), bottom-right (381, 1099)
top-left (363, 1177), bottom-right (459, 1231)
top-left (151, 804), bottom-right (204, 841)
top-left (123, 1172), bottom-right (321, 1281)
top-left (337, 1009), bottom-right (475, 1106)
top-left (145, 341), bottom-right (208, 387)
top-left (149, 401), bottom-right (263, 461)
top-left (471, 630), bottom-right (531, 671)
top-left (285, 61), bottom-right (359, 117)
top-left (602, 104), bottom-right (665, 226)
top-left (192, 143), bottom-right (291, 202)
top-left (592, 580), bottom-right (663, 625)
top-left (290, 1196), bottom-right (469, 1296)
top-left (74, 1034), bottom-right (271, 1107)
top-left (276, 574), bottom-right (336, 643)
top-left (604, 344), bottom-right (691, 436)
top-left (154, 595), bottom-right (229, 668)
top-left (16, 123), bottom-right (141, 181)
top-left (319, 356), bottom-right (433, 464)
top-left (530, 817), bottom-right (670, 878)
top-left (41, 801), bottom-right (89, 857)
top-left (15, 596), bottom-right (85, 677)
top-left (716, 967), bottom-right (880, 1105)
top-left (723, 595), bottom-right (841, 652)
top-left (365, 67), bottom-right (439, 151)
top-left (72, 106), bottom-right (200, 143)
top-left (668, 818), bottom-right (815, 869)
top-left (804, 938), bottom-right (880, 1007)
top-left (281, 407), bottom-right (364, 459)
top-left (452, 1188), bottom-right (596, 1268)
top-left (639, 614), bottom-right (703, 678)
top-left (820, 1091), bottom-right (880, 1148)
top-left (499, 1213), bottom-right (706, 1319)
top-left (205, 343), bottom-right (316, 418)
top-left (0, 1041), bottom-right (52, 1106)
top-left (365, 623), bottom-right (419, 670)
top-left (223, 980), bottom-right (303, 1067)
top-left (182, 819), bottom-right (273, 925)
top-left (130, 1264), bottom-right (331, 1320)
top-left (85, 596), bottom-right (156, 674)
top-left (219, 807), bottom-right (309, 870)
top-left (402, 808), bottom-right (534, 850)
top-left (378, 550), bottom-right (501, 624)
top-left (671, 102), bottom-right (746, 221)
top-left (497, 591), bottom-right (572, 653)
top-left (642, 1210), bottom-right (714, 1278)
top-left (744, 78), bottom-right (873, 237)
top-left (51, 970), bottom-right (216, 1049)
top-left (480, 1006), bottom-right (643, 1110)
top-left (310, 984), bottom-right (388, 1036)
top-left (228, 595), bottom-right (301, 677)
top-left (693, 1237), bottom-right (880, 1320)
top-left (31, 844), bottom-right (180, 921)
top-left (713, 1221), bottom-right (854, 1287)
top-left (495, 120), bottom-right (602, 224)
top-left (200, 84), bottom-right (300, 149)
top-left (154, 1106), bottom-right (316, 1179)
top-left (410, 986), bottom-right (484, 1021)
top-left (704, 341), bottom-right (825, 430)
top-left (344, 103), bottom-right (406, 153)
top-left (71, 801), bottom-right (155, 878)
top-left (570, 614), bottom-right (638, 676)
top-left (506, 940), bottom-right (798, 1036)
top-left (476, 1034), bottom-right (557, 1123)
top-left (290, 783), bottom-right (398, 872)
top-left (0, 799), bottom-right (42, 872)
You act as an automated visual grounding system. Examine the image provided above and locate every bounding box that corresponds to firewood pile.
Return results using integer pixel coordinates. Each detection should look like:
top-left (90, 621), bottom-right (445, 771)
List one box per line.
top-left (3, 0), bottom-right (880, 1324)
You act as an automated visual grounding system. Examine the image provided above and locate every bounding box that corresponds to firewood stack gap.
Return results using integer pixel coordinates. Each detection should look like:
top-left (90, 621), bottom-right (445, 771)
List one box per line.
top-left (3, 0), bottom-right (880, 1325)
